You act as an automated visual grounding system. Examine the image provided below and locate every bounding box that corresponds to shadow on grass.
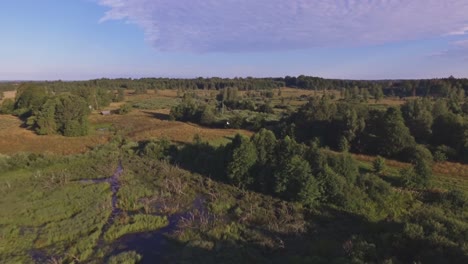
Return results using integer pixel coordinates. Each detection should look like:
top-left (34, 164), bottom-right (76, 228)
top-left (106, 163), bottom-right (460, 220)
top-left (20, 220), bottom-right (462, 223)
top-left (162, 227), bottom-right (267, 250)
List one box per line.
top-left (105, 205), bottom-right (468, 264)
top-left (142, 111), bottom-right (171, 121)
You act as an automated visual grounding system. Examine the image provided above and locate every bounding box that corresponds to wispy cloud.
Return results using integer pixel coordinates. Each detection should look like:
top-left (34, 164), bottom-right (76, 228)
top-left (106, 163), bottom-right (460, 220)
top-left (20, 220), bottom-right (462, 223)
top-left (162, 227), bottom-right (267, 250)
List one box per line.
top-left (97, 0), bottom-right (468, 52)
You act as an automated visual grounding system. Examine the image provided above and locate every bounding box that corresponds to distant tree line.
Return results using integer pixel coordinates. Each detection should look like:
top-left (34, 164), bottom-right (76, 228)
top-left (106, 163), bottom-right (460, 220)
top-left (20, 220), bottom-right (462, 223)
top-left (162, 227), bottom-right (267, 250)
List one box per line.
top-left (1, 75), bottom-right (465, 98)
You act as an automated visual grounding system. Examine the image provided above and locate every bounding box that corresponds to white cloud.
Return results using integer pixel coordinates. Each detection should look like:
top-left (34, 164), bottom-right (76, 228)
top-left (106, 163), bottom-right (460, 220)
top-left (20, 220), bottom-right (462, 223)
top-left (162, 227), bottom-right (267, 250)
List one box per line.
top-left (97, 0), bottom-right (468, 52)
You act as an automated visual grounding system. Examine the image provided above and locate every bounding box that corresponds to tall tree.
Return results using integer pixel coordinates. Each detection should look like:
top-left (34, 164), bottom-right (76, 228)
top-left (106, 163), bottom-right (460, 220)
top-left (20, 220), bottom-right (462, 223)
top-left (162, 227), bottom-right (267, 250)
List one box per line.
top-left (251, 129), bottom-right (277, 192)
top-left (226, 134), bottom-right (257, 188)
top-left (378, 107), bottom-right (416, 157)
top-left (401, 99), bottom-right (433, 143)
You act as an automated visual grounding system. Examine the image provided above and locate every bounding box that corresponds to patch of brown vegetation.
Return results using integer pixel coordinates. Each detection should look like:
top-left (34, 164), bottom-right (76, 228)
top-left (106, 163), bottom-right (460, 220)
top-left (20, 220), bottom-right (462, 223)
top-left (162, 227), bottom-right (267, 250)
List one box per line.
top-left (368, 98), bottom-right (406, 106)
top-left (352, 152), bottom-right (468, 179)
top-left (91, 109), bottom-right (252, 143)
top-left (0, 115), bottom-right (108, 155)
top-left (0, 107), bottom-right (252, 155)
top-left (0, 90), bottom-right (16, 104)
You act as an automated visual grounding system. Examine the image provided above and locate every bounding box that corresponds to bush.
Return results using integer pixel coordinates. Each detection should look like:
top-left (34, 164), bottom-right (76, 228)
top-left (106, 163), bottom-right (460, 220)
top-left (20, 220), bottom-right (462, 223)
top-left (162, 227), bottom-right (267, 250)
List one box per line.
top-left (108, 251), bottom-right (142, 264)
top-left (401, 160), bottom-right (432, 189)
top-left (139, 139), bottom-right (171, 160)
top-left (118, 104), bottom-right (133, 115)
top-left (0, 99), bottom-right (15, 114)
top-left (372, 156), bottom-right (386, 174)
top-left (433, 145), bottom-right (457, 162)
top-left (443, 189), bottom-right (467, 210)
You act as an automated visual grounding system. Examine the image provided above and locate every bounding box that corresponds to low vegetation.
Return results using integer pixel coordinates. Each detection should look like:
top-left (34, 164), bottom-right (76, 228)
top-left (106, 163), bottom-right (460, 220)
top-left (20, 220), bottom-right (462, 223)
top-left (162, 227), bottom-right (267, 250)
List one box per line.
top-left (0, 76), bottom-right (467, 263)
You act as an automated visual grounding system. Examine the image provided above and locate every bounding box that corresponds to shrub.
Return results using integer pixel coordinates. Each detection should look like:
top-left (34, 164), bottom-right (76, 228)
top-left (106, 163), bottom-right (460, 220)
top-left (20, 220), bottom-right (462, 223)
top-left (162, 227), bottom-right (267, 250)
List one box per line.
top-left (372, 156), bottom-right (386, 174)
top-left (118, 104), bottom-right (133, 115)
top-left (108, 251), bottom-right (142, 264)
top-left (443, 189), bottom-right (467, 211)
top-left (0, 99), bottom-right (15, 114)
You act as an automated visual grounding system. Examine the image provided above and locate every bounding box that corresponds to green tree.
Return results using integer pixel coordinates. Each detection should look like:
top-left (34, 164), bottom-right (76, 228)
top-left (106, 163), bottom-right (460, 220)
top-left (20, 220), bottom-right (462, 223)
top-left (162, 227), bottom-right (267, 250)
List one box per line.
top-left (199, 105), bottom-right (216, 125)
top-left (251, 129), bottom-right (277, 165)
top-left (0, 99), bottom-right (15, 114)
top-left (372, 156), bottom-right (386, 174)
top-left (401, 99), bottom-right (433, 143)
top-left (250, 129), bottom-right (277, 192)
top-left (274, 155), bottom-right (320, 205)
top-left (402, 149), bottom-right (433, 189)
top-left (14, 84), bottom-right (48, 116)
top-left (54, 94), bottom-right (90, 137)
top-left (226, 134), bottom-right (257, 188)
top-left (373, 86), bottom-right (384, 102)
top-left (317, 166), bottom-right (346, 204)
top-left (328, 153), bottom-right (359, 183)
top-left (378, 107), bottom-right (416, 157)
top-left (35, 98), bottom-right (58, 135)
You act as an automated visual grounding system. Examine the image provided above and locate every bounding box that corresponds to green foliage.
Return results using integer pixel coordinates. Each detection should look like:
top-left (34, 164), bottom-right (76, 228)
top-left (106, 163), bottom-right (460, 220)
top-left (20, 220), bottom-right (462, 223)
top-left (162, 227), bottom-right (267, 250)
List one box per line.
top-left (200, 105), bottom-right (216, 125)
top-left (316, 166), bottom-right (346, 204)
top-left (338, 136), bottom-right (349, 152)
top-left (257, 101), bottom-right (274, 113)
top-left (104, 215), bottom-right (169, 241)
top-left (118, 103), bottom-right (133, 115)
top-left (54, 94), bottom-right (90, 136)
top-left (432, 112), bottom-right (465, 152)
top-left (251, 129), bottom-right (277, 165)
top-left (379, 107), bottom-right (416, 157)
top-left (1, 140), bottom-right (467, 263)
top-left (226, 134), bottom-right (257, 188)
top-left (16, 91), bottom-right (90, 137)
top-left (139, 139), bottom-right (171, 160)
top-left (401, 156), bottom-right (433, 189)
top-left (0, 98), bottom-right (15, 114)
top-left (372, 156), bottom-right (386, 174)
top-left (72, 86), bottom-right (112, 110)
top-left (132, 97), bottom-right (179, 110)
top-left (113, 88), bottom-right (126, 102)
top-left (170, 96), bottom-right (206, 123)
top-left (274, 155), bottom-right (320, 205)
top-left (327, 153), bottom-right (359, 183)
top-left (443, 189), bottom-right (467, 211)
top-left (35, 97), bottom-right (58, 135)
top-left (0, 159), bottom-right (112, 262)
top-left (401, 98), bottom-right (433, 143)
top-left (14, 84), bottom-right (48, 116)
top-left (108, 251), bottom-right (142, 264)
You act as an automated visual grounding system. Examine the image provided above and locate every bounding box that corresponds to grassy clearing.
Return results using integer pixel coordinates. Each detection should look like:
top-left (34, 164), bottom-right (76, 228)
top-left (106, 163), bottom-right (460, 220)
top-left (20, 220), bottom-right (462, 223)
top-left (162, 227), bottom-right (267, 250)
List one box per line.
top-left (92, 110), bottom-right (252, 144)
top-left (0, 90), bottom-right (16, 104)
top-left (0, 115), bottom-right (109, 155)
top-left (0, 166), bottom-right (112, 263)
top-left (131, 97), bottom-right (180, 110)
top-left (352, 152), bottom-right (468, 192)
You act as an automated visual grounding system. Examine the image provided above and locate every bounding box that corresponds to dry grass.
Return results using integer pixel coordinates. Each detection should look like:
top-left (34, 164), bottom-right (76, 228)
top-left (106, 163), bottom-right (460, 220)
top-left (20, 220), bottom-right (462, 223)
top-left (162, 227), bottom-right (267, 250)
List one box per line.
top-left (90, 109), bottom-right (252, 143)
top-left (0, 115), bottom-right (108, 155)
top-left (0, 90), bottom-right (16, 104)
top-left (368, 97), bottom-right (407, 106)
top-left (0, 107), bottom-right (252, 155)
top-left (352, 153), bottom-right (468, 178)
top-left (352, 153), bottom-right (410, 169)
top-left (351, 152), bottom-right (468, 191)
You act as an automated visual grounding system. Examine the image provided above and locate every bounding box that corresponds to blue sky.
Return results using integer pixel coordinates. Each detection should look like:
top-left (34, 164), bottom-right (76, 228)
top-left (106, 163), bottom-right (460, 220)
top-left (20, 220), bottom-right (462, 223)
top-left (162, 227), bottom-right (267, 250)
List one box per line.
top-left (1, 0), bottom-right (468, 80)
